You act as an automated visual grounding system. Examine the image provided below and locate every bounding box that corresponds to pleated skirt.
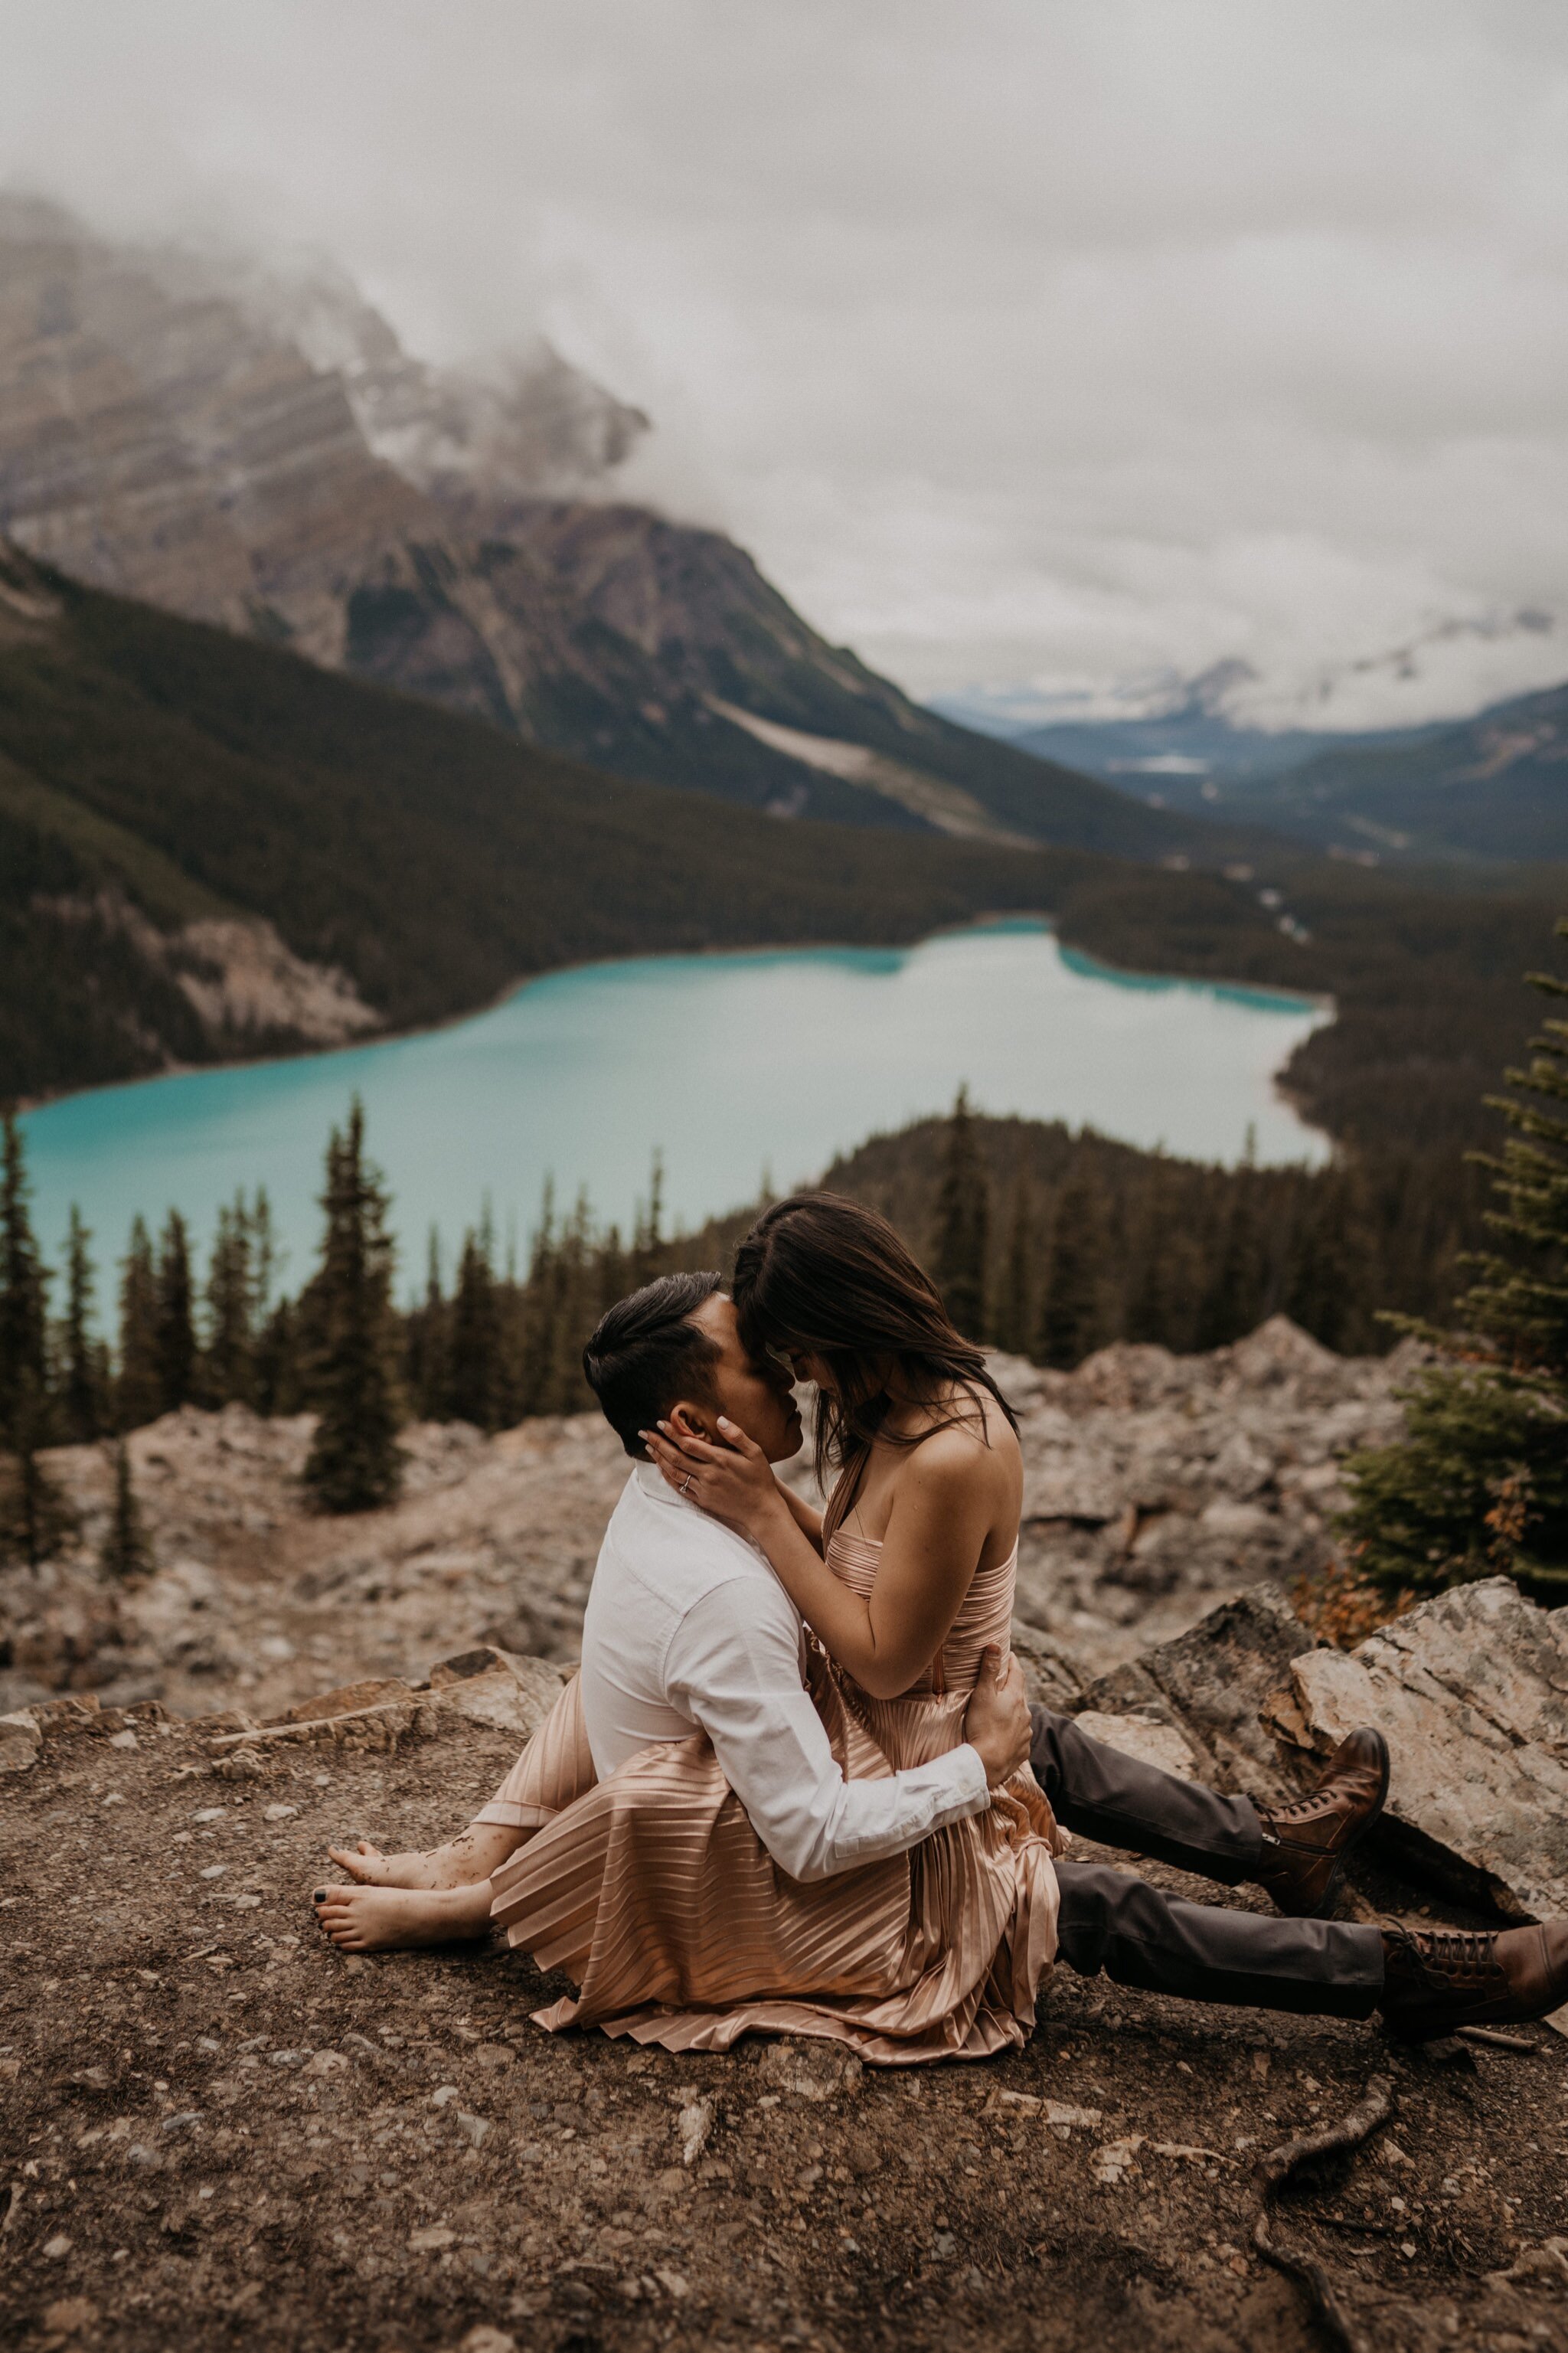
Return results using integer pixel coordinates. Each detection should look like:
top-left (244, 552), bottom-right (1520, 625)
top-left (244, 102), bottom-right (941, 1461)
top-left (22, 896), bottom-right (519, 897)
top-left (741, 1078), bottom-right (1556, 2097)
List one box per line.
top-left (480, 1651), bottom-right (1060, 2066)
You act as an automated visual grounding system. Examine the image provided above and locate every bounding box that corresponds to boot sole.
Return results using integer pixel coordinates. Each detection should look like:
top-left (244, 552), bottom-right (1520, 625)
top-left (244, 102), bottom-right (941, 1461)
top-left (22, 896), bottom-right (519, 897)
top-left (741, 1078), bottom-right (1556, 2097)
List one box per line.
top-left (1312, 1728), bottom-right (1390, 1920)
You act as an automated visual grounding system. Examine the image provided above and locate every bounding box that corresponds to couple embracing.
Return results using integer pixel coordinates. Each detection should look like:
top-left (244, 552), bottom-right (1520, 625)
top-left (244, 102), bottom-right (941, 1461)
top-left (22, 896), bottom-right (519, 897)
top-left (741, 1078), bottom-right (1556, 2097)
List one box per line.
top-left (315, 1194), bottom-right (1568, 2060)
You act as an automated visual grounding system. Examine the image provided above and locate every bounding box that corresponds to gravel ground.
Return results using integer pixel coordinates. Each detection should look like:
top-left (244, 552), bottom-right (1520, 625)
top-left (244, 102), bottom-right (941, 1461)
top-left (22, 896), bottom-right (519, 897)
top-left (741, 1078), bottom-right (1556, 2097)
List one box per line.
top-left (5, 1704), bottom-right (1568, 2353)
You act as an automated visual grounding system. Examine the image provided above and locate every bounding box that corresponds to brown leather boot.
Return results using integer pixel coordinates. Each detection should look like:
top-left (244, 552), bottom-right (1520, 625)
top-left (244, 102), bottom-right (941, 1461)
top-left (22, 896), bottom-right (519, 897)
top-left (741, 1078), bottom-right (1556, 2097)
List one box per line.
top-left (1379, 1920), bottom-right (1568, 2043)
top-left (1251, 1727), bottom-right (1390, 1918)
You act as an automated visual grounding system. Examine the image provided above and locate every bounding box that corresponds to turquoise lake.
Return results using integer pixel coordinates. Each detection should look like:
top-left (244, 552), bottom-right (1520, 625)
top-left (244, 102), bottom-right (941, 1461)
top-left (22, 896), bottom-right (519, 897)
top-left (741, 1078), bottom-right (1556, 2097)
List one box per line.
top-left (21, 923), bottom-right (1330, 1288)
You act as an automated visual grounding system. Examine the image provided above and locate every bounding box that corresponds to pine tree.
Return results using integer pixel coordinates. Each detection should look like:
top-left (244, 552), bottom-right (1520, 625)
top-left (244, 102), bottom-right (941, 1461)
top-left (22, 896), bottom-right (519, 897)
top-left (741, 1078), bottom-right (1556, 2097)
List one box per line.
top-left (547, 1191), bottom-right (599, 1413)
top-left (251, 1188), bottom-right (276, 1324)
top-left (302, 1101), bottom-right (403, 1511)
top-left (255, 1296), bottom-right (303, 1417)
top-left (116, 1217), bottom-right (163, 1431)
top-left (0, 1371), bottom-right (74, 1566)
top-left (518, 1182), bottom-right (561, 1417)
top-left (204, 1198), bottom-right (256, 1407)
top-left (991, 1172), bottom-right (1038, 1357)
top-left (0, 1112), bottom-right (49, 1440)
top-left (1341, 918), bottom-right (1568, 1596)
top-left (596, 1223), bottom-right (629, 1319)
top-left (447, 1217), bottom-right (505, 1429)
top-left (630, 1154), bottom-right (666, 1290)
top-left (60, 1205), bottom-right (107, 1443)
top-left (1200, 1178), bottom-right (1267, 1348)
top-left (1037, 1165), bottom-right (1106, 1369)
top-left (99, 1436), bottom-right (152, 1580)
top-left (405, 1230), bottom-right (449, 1421)
top-left (932, 1088), bottom-right (991, 1340)
top-left (155, 1210), bottom-right (198, 1414)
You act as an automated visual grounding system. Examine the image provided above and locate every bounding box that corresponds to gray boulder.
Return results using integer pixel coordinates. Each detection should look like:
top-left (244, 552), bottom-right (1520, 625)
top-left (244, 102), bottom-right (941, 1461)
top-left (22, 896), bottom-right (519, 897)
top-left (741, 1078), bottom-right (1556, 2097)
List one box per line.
top-left (1285, 1577), bottom-right (1568, 1920)
top-left (1076, 1582), bottom-right (1316, 1802)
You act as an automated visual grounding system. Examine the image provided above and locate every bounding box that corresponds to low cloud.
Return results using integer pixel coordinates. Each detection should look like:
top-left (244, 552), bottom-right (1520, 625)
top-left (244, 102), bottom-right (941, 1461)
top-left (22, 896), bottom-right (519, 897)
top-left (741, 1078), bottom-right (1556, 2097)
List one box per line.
top-left (5, 0), bottom-right (1567, 722)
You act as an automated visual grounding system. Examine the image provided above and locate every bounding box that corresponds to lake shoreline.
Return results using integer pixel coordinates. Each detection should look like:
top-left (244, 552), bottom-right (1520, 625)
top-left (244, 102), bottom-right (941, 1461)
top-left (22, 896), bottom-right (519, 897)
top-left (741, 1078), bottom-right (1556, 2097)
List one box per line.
top-left (17, 907), bottom-right (1335, 1123)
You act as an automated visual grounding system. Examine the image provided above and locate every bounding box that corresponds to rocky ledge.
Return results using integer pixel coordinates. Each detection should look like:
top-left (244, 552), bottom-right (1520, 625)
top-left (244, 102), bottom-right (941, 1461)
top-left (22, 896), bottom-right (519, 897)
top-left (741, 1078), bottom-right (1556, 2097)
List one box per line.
top-left (5, 1295), bottom-right (1568, 2352)
top-left (4, 1574), bottom-right (1568, 2353)
top-left (0, 1316), bottom-right (1411, 1728)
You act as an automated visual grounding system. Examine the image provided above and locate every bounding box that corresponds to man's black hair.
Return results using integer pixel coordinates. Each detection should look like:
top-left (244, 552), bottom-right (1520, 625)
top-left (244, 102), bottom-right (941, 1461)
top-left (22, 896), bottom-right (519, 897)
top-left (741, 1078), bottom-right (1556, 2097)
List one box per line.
top-left (582, 1270), bottom-right (725, 1459)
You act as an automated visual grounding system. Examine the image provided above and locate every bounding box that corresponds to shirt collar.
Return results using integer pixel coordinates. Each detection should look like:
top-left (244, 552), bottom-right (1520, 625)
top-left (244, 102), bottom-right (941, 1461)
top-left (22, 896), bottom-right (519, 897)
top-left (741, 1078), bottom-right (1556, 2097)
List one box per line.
top-left (633, 1460), bottom-right (697, 1512)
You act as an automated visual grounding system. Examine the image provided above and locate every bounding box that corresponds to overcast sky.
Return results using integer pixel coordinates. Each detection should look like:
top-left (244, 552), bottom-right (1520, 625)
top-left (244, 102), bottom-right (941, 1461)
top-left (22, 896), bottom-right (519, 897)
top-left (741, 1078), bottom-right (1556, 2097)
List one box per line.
top-left (5, 0), bottom-right (1568, 726)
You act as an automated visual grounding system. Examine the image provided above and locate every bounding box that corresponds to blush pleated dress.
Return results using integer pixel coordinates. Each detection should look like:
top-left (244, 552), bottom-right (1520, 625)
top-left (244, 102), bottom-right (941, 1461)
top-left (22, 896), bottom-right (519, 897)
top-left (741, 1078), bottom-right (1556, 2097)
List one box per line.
top-left (479, 1525), bottom-right (1062, 2066)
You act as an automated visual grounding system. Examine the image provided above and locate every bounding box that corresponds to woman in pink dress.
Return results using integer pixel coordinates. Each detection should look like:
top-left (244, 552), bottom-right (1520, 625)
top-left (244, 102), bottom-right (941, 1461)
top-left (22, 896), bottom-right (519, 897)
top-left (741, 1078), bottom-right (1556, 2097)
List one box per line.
top-left (318, 1195), bottom-right (1060, 2065)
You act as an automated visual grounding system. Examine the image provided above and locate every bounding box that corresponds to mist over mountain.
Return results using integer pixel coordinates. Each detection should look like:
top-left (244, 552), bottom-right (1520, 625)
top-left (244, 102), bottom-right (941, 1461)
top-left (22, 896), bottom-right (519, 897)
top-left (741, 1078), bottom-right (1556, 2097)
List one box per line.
top-left (0, 196), bottom-right (1209, 864)
top-left (934, 656), bottom-right (1568, 868)
top-left (1197, 678), bottom-right (1568, 868)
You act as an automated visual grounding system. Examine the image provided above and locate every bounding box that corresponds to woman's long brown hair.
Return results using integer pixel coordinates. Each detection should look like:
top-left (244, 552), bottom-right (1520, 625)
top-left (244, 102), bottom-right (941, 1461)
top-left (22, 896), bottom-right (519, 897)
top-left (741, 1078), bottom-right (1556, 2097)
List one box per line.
top-left (731, 1191), bottom-right (1017, 1521)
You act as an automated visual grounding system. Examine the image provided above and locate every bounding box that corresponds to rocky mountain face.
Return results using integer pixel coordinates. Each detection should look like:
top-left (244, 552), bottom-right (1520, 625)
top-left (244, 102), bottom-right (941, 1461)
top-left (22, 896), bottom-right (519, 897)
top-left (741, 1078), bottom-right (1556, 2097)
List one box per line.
top-left (0, 197), bottom-right (1192, 855)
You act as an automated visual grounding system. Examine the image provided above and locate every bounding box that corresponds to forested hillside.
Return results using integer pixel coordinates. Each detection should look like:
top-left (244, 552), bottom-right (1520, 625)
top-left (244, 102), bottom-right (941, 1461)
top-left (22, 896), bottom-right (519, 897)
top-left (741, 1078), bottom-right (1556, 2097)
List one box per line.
top-left (817, 1103), bottom-right (1488, 1363)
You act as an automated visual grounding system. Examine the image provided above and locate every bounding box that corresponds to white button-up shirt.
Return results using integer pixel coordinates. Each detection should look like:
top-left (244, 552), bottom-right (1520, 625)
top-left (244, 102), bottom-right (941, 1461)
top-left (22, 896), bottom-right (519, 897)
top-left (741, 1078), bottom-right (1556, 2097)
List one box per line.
top-left (575, 1464), bottom-right (990, 1884)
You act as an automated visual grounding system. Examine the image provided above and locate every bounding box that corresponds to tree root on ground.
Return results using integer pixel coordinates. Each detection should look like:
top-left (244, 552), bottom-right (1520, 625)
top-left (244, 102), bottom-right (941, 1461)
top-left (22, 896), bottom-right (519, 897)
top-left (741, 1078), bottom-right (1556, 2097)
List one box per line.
top-left (1251, 2074), bottom-right (1393, 2353)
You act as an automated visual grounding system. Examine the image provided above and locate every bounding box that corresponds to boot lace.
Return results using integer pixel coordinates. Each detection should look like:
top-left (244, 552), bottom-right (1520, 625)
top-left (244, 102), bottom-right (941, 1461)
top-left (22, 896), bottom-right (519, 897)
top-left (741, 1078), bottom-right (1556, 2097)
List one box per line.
top-left (1264, 1786), bottom-right (1339, 1830)
top-left (1386, 1925), bottom-right (1499, 1990)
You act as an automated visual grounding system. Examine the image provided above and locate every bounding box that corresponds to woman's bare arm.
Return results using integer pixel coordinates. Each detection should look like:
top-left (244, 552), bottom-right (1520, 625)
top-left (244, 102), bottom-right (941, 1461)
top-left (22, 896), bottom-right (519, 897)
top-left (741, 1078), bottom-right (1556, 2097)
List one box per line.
top-left (642, 1417), bottom-right (998, 1698)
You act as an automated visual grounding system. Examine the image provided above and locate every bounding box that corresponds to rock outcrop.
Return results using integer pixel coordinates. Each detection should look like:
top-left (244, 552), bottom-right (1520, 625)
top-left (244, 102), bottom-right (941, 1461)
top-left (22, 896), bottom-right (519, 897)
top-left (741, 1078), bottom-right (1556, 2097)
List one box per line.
top-left (1276, 1578), bottom-right (1568, 1920)
top-left (0, 1320), bottom-right (1409, 1727)
top-left (33, 1309), bottom-right (1561, 1958)
top-left (1073, 1583), bottom-right (1317, 1806)
top-left (1000, 1317), bottom-right (1413, 1668)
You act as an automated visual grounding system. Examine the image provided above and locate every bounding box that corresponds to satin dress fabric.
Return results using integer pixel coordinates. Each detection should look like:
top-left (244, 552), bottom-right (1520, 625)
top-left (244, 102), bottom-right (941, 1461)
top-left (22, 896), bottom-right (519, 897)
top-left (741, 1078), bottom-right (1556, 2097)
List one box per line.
top-left (482, 1523), bottom-right (1062, 2066)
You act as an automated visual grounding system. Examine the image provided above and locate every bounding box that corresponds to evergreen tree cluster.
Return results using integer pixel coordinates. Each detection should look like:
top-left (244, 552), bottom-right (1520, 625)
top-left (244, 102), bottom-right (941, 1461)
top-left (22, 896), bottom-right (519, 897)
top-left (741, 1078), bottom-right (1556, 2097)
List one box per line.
top-left (400, 1166), bottom-right (673, 1432)
top-left (863, 1103), bottom-right (1488, 1364)
top-left (0, 1101), bottom-right (690, 1532)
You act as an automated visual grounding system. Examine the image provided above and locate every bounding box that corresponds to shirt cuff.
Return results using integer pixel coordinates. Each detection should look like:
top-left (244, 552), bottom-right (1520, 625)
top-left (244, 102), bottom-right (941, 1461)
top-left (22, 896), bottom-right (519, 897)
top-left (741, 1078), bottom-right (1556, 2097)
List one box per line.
top-left (947, 1741), bottom-right (992, 1811)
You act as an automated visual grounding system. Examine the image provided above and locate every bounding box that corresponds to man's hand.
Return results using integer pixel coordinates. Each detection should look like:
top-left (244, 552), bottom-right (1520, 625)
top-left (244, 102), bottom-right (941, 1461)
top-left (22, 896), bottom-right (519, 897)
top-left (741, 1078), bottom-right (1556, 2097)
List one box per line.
top-left (964, 1645), bottom-right (1031, 1787)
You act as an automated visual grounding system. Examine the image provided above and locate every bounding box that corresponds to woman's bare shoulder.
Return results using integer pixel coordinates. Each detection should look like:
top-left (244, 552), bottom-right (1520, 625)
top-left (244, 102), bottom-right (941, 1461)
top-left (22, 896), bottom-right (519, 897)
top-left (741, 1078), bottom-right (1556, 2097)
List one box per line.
top-left (901, 1392), bottom-right (1019, 1489)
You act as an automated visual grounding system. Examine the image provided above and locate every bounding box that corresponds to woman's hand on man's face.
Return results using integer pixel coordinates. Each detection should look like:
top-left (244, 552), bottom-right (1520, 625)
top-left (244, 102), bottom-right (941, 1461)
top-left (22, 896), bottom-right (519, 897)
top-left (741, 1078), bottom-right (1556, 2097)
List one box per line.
top-left (641, 1414), bottom-right (785, 1539)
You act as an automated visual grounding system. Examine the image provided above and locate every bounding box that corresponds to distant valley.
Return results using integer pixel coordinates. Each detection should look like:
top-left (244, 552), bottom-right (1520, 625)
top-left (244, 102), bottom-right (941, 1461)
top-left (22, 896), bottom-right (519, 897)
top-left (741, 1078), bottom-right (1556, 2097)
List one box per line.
top-left (939, 668), bottom-right (1568, 868)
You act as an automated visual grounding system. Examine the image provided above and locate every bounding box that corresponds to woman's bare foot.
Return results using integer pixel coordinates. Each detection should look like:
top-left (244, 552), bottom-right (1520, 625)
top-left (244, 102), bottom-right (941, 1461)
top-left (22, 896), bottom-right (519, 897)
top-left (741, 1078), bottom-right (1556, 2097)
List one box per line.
top-left (312, 1878), bottom-right (495, 1953)
top-left (325, 1821), bottom-right (523, 1891)
top-left (325, 1841), bottom-right (444, 1890)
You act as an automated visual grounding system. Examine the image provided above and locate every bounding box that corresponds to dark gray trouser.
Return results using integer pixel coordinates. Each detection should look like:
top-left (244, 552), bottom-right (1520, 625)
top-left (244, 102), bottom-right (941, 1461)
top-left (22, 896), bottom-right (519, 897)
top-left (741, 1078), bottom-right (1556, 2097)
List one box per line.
top-left (1031, 1708), bottom-right (1386, 2019)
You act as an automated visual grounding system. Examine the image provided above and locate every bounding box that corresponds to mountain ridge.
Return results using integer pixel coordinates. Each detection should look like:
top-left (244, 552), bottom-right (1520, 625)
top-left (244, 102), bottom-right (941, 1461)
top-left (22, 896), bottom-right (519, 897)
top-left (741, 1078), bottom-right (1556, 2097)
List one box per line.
top-left (1207, 678), bottom-right (1568, 866)
top-left (0, 197), bottom-right (1217, 862)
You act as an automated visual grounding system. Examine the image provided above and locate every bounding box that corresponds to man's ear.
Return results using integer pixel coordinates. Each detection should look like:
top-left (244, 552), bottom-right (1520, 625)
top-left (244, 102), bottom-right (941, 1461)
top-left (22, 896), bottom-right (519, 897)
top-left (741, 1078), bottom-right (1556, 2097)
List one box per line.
top-left (667, 1400), bottom-right (715, 1442)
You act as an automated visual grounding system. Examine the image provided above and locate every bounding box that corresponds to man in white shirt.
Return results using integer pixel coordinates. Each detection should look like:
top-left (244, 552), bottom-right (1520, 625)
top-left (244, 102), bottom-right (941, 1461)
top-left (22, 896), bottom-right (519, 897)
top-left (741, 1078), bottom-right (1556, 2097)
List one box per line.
top-left (555, 1275), bottom-right (1026, 1878)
